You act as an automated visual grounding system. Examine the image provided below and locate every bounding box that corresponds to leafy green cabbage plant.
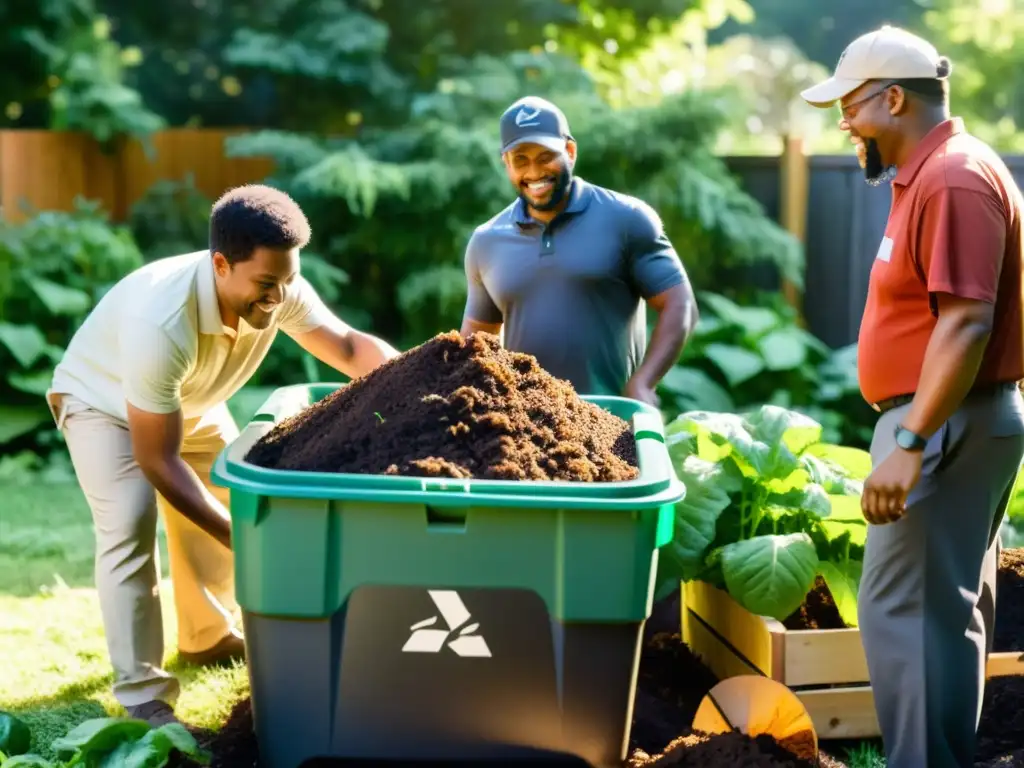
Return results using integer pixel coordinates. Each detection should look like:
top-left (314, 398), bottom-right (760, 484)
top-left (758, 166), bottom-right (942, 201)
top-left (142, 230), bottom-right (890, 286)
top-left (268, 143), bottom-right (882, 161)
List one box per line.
top-left (659, 404), bottom-right (872, 626)
top-left (0, 713), bottom-right (209, 768)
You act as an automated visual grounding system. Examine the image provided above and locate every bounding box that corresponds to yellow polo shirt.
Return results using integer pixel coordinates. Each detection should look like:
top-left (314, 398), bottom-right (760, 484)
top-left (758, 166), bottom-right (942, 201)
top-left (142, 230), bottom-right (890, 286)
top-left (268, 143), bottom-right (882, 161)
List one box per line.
top-left (51, 250), bottom-right (333, 423)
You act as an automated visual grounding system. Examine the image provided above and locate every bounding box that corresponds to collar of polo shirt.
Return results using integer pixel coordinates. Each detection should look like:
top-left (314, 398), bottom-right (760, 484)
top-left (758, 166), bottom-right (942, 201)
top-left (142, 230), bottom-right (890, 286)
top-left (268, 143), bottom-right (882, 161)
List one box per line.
top-left (892, 117), bottom-right (965, 189)
top-left (513, 177), bottom-right (595, 228)
top-left (195, 252), bottom-right (253, 339)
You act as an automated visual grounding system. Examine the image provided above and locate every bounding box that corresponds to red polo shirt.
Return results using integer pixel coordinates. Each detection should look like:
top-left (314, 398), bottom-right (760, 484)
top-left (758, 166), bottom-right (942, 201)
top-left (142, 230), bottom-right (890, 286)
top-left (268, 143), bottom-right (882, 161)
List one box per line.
top-left (858, 118), bottom-right (1024, 405)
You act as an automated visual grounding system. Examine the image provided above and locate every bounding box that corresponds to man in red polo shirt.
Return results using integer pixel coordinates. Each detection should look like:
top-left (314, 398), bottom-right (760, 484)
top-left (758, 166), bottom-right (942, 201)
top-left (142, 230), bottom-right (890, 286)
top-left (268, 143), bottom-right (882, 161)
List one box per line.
top-left (802, 25), bottom-right (1024, 768)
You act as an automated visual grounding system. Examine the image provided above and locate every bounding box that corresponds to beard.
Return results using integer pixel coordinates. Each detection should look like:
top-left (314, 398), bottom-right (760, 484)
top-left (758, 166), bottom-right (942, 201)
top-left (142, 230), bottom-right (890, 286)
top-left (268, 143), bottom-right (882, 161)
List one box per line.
top-left (520, 164), bottom-right (573, 212)
top-left (863, 137), bottom-right (897, 187)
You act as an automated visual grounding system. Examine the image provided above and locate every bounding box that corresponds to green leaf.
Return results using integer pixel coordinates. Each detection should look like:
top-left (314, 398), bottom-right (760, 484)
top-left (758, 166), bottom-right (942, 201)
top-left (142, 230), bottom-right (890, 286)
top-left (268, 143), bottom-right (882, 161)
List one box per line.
top-left (0, 407), bottom-right (50, 445)
top-left (819, 495), bottom-right (868, 547)
top-left (703, 343), bottom-right (765, 386)
top-left (820, 519), bottom-right (867, 548)
top-left (804, 443), bottom-right (873, 481)
top-left (0, 711), bottom-right (31, 757)
top-left (98, 741), bottom-right (137, 768)
top-left (152, 723), bottom-right (209, 764)
top-left (8, 372), bottom-right (53, 396)
top-left (698, 292), bottom-right (780, 336)
top-left (672, 411), bottom-right (771, 476)
top-left (757, 326), bottom-right (809, 371)
top-left (26, 277), bottom-right (92, 316)
top-left (766, 483), bottom-right (832, 519)
top-left (801, 454), bottom-right (855, 493)
top-left (742, 404), bottom-right (822, 458)
top-left (52, 718), bottom-right (151, 761)
top-left (1, 756), bottom-right (56, 767)
top-left (0, 324), bottom-right (47, 369)
top-left (98, 723), bottom-right (211, 768)
top-left (663, 456), bottom-right (739, 581)
top-left (826, 494), bottom-right (864, 522)
top-left (818, 560), bottom-right (863, 628)
top-left (658, 366), bottom-right (735, 412)
top-left (719, 533), bottom-right (819, 620)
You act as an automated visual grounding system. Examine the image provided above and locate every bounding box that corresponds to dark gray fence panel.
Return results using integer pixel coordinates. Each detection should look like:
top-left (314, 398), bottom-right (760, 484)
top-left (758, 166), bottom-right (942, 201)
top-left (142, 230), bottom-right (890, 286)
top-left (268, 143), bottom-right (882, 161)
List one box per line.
top-left (803, 155), bottom-right (890, 348)
top-left (724, 153), bottom-right (1024, 349)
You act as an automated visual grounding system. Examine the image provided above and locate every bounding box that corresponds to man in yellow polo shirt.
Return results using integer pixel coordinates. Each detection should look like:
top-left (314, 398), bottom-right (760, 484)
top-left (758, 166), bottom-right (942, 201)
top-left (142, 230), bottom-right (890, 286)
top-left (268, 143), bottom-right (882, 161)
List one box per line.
top-left (45, 184), bottom-right (400, 726)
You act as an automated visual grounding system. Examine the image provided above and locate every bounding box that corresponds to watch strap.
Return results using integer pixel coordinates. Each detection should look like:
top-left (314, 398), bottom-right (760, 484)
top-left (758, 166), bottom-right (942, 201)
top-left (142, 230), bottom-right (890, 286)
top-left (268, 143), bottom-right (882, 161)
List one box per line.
top-left (894, 424), bottom-right (927, 451)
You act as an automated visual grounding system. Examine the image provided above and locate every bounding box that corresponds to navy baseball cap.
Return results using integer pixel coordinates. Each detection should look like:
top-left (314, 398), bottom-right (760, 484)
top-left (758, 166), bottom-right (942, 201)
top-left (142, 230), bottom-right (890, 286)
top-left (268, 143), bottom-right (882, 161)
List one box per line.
top-left (499, 96), bottom-right (573, 154)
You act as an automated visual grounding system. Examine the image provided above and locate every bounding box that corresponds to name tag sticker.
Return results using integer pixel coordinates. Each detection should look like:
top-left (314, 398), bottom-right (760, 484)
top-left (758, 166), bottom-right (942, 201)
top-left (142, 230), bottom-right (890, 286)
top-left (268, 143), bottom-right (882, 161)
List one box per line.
top-left (876, 236), bottom-right (894, 263)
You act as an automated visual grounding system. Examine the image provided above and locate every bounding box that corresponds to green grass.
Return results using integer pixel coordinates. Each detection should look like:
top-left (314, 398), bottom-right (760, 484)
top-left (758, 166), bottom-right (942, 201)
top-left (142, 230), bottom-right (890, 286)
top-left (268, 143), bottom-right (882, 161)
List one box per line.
top-left (842, 742), bottom-right (887, 768)
top-left (0, 482), bottom-right (249, 759)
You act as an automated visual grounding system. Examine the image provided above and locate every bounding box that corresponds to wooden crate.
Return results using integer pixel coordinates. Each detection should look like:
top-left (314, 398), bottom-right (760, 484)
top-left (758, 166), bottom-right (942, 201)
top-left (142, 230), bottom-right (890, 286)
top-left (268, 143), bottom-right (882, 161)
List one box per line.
top-left (681, 579), bottom-right (1024, 739)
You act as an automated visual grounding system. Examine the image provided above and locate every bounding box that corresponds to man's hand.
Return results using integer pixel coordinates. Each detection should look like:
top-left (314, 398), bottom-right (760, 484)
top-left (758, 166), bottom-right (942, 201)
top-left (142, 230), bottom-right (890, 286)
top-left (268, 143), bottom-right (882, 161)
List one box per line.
top-left (624, 376), bottom-right (660, 407)
top-left (127, 403), bottom-right (233, 548)
top-left (627, 283), bottom-right (696, 402)
top-left (861, 447), bottom-right (923, 525)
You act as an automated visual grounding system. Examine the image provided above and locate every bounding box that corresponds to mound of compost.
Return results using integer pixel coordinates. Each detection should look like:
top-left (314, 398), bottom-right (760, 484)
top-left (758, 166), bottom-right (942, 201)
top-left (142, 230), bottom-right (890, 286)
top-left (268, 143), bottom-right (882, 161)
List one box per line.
top-left (244, 331), bottom-right (639, 481)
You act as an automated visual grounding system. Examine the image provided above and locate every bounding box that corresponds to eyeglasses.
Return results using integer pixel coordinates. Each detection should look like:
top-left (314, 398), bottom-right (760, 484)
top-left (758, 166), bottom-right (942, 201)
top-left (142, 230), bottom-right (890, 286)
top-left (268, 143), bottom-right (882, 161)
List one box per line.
top-left (839, 82), bottom-right (897, 121)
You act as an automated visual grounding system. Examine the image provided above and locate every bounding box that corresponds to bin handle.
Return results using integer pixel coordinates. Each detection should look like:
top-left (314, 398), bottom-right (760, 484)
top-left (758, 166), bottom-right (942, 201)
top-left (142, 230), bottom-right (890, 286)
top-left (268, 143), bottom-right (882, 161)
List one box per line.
top-left (419, 478), bottom-right (472, 493)
top-left (633, 411), bottom-right (666, 443)
top-left (251, 384), bottom-right (345, 424)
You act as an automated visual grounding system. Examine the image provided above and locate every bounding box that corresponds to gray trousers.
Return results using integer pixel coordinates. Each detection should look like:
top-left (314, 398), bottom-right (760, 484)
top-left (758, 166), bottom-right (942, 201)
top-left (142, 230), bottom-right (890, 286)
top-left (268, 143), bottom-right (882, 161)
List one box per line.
top-left (859, 384), bottom-right (1024, 768)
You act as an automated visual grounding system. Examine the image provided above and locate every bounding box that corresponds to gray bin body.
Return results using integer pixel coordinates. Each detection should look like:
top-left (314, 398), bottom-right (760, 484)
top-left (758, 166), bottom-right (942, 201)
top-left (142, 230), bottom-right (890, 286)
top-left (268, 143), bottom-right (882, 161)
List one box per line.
top-left (243, 585), bottom-right (644, 768)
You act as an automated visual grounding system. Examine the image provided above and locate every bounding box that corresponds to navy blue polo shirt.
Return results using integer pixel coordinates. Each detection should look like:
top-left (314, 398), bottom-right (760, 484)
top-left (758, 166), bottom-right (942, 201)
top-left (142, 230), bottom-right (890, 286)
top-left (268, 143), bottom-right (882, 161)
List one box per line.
top-left (462, 177), bottom-right (688, 396)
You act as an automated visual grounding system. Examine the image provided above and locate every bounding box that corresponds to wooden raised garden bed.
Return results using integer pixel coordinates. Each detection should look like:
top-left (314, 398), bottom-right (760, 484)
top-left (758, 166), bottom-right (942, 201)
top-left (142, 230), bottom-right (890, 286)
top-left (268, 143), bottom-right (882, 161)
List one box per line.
top-left (681, 578), bottom-right (1024, 739)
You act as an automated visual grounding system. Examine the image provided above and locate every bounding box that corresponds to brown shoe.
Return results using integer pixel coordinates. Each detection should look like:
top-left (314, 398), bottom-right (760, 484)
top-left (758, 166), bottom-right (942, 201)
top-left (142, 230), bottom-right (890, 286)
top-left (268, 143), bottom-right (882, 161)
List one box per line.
top-left (178, 629), bottom-right (246, 667)
top-left (126, 700), bottom-right (180, 727)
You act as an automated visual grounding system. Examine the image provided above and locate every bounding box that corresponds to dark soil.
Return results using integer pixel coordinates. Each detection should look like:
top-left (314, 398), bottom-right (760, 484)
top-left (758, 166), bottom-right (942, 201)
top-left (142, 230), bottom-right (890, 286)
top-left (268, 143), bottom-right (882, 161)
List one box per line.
top-left (244, 331), bottom-right (639, 481)
top-left (627, 732), bottom-right (815, 767)
top-left (785, 547), bottom-right (1024, 643)
top-left (976, 676), bottom-right (1024, 764)
top-left (992, 547), bottom-right (1024, 652)
top-left (626, 592), bottom-right (824, 768)
top-left (783, 577), bottom-right (845, 631)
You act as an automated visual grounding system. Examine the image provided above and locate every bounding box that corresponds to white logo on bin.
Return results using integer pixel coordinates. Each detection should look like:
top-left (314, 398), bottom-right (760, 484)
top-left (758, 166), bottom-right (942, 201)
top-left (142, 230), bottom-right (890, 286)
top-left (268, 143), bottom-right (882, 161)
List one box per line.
top-left (402, 590), bottom-right (492, 658)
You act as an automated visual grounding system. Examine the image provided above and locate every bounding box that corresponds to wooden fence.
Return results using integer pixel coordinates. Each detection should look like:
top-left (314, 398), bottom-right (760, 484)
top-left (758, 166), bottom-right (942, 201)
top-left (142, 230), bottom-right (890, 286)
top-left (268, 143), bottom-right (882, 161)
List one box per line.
top-left (0, 129), bottom-right (274, 223)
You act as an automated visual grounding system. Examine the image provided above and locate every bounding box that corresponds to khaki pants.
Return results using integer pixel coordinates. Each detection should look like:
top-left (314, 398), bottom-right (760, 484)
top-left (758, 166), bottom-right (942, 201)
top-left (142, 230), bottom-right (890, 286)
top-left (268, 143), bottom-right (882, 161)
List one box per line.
top-left (47, 392), bottom-right (240, 708)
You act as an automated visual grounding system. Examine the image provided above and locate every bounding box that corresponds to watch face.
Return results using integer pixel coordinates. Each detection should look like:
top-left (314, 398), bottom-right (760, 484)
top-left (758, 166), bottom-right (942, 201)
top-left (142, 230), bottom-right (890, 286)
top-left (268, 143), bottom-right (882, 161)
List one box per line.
top-left (895, 427), bottom-right (923, 450)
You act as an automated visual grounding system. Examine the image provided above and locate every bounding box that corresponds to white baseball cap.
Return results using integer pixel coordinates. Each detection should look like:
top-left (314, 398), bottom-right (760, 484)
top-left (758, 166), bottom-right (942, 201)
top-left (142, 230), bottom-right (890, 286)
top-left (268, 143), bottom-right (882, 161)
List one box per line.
top-left (801, 25), bottom-right (951, 108)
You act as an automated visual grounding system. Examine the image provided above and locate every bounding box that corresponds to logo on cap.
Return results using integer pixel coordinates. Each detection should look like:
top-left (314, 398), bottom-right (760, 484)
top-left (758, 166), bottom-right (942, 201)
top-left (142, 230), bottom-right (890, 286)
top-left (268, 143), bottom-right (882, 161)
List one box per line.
top-left (515, 106), bottom-right (541, 127)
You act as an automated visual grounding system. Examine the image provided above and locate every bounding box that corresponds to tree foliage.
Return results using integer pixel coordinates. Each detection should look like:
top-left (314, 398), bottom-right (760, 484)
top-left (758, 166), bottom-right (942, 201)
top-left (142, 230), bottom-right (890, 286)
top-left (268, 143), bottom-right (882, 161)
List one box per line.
top-left (0, 0), bottom-right (163, 142)
top-left (226, 50), bottom-right (799, 348)
top-left (920, 0), bottom-right (1024, 151)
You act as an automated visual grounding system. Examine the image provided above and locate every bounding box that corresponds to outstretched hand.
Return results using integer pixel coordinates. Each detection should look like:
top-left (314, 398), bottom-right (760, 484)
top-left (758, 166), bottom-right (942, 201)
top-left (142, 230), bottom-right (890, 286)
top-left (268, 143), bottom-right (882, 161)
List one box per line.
top-left (624, 377), bottom-right (660, 407)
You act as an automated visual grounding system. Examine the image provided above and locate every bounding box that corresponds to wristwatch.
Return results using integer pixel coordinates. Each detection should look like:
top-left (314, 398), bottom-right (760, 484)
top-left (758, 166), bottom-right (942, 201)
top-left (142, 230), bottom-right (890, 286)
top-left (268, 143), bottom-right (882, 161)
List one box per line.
top-left (894, 424), bottom-right (927, 452)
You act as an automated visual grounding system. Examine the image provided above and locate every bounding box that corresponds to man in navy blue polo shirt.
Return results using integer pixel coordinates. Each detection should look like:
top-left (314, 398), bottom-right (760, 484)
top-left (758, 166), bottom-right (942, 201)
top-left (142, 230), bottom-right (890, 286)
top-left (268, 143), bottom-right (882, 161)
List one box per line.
top-left (459, 96), bottom-right (698, 405)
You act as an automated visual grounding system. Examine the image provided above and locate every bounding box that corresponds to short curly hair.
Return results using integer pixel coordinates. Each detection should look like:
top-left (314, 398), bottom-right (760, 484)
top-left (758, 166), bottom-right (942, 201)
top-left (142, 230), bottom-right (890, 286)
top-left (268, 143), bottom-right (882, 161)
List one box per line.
top-left (209, 184), bottom-right (312, 264)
